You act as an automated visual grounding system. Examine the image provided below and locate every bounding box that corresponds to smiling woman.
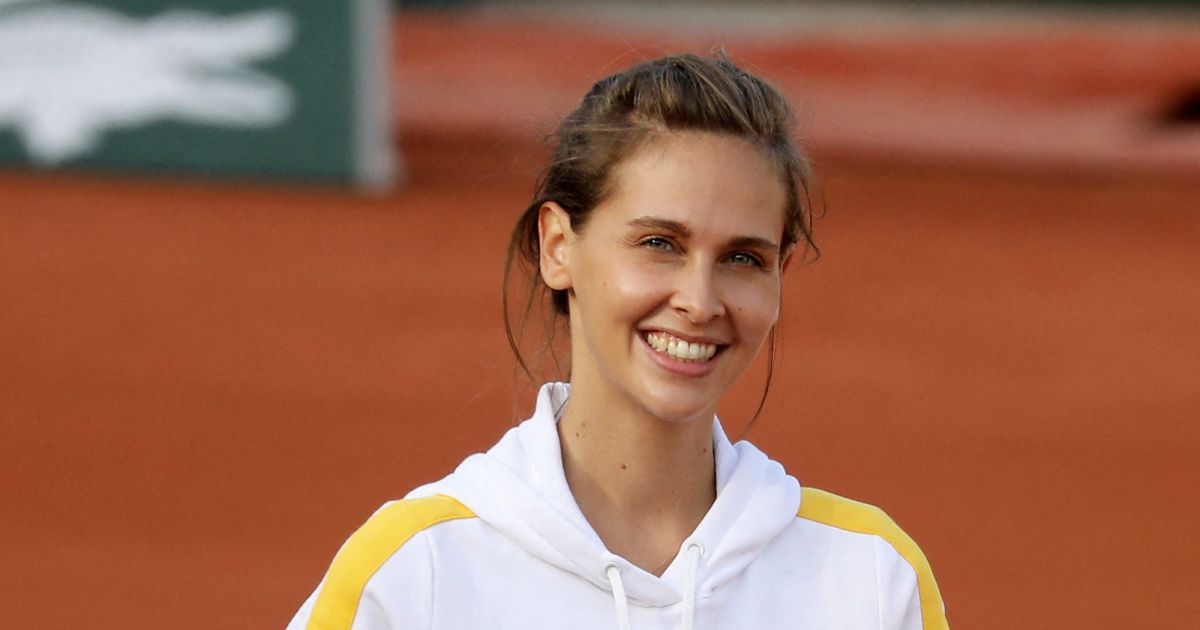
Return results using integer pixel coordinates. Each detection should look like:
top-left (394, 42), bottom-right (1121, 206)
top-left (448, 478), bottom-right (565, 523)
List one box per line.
top-left (539, 132), bottom-right (789, 431)
top-left (287, 53), bottom-right (949, 630)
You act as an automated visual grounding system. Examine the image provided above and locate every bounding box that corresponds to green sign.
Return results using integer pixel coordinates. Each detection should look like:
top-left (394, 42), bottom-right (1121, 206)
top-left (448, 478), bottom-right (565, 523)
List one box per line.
top-left (0, 0), bottom-right (393, 187)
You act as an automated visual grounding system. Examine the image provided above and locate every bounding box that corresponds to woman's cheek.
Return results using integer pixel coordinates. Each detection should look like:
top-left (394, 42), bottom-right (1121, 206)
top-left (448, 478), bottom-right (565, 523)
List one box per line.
top-left (608, 262), bottom-right (674, 308)
top-left (725, 278), bottom-right (780, 332)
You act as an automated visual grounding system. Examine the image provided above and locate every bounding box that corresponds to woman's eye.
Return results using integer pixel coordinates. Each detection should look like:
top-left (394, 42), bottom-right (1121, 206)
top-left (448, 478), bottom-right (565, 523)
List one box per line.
top-left (728, 252), bottom-right (765, 268)
top-left (640, 237), bottom-right (675, 251)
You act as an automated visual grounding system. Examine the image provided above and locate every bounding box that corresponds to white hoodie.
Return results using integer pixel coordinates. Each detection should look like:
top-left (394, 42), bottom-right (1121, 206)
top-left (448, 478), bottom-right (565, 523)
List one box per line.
top-left (288, 383), bottom-right (948, 630)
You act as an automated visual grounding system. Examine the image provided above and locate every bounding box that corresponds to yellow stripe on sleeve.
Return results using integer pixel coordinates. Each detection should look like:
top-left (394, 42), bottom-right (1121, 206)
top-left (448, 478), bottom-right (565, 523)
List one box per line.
top-left (306, 495), bottom-right (476, 630)
top-left (797, 487), bottom-right (949, 630)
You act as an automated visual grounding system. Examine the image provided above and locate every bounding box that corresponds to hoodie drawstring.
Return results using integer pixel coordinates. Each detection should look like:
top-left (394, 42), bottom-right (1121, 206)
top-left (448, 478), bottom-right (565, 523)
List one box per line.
top-left (681, 543), bottom-right (703, 630)
top-left (604, 562), bottom-right (632, 630)
top-left (604, 543), bottom-right (703, 630)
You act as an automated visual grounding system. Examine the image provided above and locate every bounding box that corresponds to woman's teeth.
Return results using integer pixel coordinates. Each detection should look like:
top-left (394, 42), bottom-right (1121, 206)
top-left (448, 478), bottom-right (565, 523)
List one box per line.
top-left (646, 331), bottom-right (718, 362)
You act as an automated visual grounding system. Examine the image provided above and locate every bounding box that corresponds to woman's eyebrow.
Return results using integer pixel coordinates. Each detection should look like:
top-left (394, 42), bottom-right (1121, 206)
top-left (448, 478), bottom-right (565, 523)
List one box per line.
top-left (627, 216), bottom-right (690, 236)
top-left (728, 235), bottom-right (780, 251)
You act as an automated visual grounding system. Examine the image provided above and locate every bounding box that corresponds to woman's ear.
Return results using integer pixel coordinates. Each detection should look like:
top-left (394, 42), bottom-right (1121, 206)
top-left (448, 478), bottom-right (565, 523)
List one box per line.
top-left (538, 202), bottom-right (574, 291)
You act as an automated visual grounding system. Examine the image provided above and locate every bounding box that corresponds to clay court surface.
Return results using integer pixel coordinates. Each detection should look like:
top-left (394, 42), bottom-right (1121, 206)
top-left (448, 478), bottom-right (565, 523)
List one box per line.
top-left (3, 6), bottom-right (1199, 629)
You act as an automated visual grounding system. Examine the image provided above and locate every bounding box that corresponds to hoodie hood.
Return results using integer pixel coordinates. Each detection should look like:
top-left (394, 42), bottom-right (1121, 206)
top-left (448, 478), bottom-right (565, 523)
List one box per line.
top-left (407, 382), bottom-right (801, 609)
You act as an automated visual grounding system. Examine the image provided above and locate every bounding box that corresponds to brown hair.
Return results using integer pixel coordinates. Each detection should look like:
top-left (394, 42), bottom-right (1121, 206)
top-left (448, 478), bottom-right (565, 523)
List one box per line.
top-left (503, 51), bottom-right (817, 422)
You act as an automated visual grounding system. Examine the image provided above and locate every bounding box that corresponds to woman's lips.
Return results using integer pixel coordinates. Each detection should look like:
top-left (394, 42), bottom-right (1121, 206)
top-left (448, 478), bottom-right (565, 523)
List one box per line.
top-left (639, 330), bottom-right (723, 377)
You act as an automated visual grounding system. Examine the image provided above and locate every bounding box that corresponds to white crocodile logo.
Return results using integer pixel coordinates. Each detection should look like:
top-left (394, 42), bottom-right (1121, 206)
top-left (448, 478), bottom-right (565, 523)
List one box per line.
top-left (0, 1), bottom-right (296, 164)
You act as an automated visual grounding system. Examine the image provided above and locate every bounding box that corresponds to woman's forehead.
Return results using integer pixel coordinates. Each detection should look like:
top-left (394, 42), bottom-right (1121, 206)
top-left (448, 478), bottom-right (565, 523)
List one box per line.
top-left (598, 132), bottom-right (788, 240)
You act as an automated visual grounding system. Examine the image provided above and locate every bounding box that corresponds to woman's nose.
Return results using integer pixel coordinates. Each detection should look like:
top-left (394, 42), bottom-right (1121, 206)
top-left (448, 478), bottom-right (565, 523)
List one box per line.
top-left (669, 263), bottom-right (725, 323)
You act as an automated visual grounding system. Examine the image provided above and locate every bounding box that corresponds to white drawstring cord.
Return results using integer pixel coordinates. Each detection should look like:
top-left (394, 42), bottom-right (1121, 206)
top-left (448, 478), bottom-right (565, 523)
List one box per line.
top-left (604, 562), bottom-right (632, 630)
top-left (680, 543), bottom-right (703, 630)
top-left (605, 544), bottom-right (703, 630)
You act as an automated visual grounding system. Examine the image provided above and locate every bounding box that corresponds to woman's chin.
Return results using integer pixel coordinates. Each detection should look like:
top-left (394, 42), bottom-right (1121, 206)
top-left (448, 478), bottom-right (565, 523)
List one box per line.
top-left (637, 386), bottom-right (720, 426)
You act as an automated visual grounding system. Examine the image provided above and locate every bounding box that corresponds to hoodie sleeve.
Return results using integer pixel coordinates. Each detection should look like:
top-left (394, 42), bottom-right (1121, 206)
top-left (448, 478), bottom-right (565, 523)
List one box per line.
top-left (285, 496), bottom-right (475, 630)
top-left (873, 535), bottom-right (949, 630)
top-left (797, 487), bottom-right (949, 630)
top-left (286, 530), bottom-right (433, 630)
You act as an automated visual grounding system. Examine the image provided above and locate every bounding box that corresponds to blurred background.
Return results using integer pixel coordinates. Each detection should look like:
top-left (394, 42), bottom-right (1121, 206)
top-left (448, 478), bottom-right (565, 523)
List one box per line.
top-left (2, 0), bottom-right (1198, 628)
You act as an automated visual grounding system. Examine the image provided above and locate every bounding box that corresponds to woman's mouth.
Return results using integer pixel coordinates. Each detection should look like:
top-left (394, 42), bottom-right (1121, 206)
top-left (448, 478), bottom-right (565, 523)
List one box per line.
top-left (643, 331), bottom-right (722, 363)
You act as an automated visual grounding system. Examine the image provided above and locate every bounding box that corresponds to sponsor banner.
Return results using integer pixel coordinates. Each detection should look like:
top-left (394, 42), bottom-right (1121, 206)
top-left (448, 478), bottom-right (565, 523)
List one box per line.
top-left (0, 0), bottom-right (393, 187)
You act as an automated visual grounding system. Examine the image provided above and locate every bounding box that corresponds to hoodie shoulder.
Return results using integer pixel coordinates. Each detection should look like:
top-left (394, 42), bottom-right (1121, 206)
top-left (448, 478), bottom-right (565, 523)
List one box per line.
top-left (300, 495), bottom-right (476, 630)
top-left (796, 487), bottom-right (949, 630)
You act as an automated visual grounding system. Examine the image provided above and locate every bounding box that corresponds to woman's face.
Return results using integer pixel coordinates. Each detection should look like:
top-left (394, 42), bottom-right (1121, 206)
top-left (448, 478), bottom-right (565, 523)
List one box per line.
top-left (543, 132), bottom-right (789, 425)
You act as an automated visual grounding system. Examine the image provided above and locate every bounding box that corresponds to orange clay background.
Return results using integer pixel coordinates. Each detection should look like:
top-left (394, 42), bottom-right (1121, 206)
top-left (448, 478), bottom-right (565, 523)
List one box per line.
top-left (3, 7), bottom-right (1199, 629)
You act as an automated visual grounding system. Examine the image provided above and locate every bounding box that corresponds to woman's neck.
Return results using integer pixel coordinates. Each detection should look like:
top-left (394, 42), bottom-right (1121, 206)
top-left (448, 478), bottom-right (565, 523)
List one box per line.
top-left (556, 380), bottom-right (717, 576)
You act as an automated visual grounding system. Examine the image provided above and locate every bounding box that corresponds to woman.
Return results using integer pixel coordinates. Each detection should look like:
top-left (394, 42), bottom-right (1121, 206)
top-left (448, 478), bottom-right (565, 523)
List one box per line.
top-left (288, 53), bottom-right (948, 630)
